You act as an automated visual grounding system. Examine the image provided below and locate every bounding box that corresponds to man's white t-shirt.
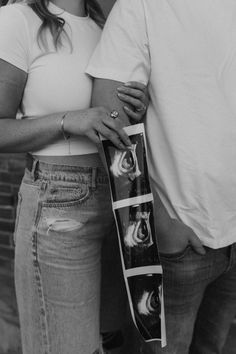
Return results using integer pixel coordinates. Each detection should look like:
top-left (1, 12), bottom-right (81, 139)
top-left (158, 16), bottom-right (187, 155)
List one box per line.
top-left (87, 0), bottom-right (236, 248)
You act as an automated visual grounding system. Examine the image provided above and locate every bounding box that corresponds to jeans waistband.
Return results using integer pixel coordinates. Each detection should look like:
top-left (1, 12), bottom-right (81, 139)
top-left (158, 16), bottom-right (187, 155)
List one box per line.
top-left (26, 154), bottom-right (109, 187)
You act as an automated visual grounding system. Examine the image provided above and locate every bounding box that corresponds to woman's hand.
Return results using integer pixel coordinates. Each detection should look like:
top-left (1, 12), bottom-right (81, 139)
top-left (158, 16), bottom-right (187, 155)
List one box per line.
top-left (64, 106), bottom-right (131, 149)
top-left (116, 81), bottom-right (149, 122)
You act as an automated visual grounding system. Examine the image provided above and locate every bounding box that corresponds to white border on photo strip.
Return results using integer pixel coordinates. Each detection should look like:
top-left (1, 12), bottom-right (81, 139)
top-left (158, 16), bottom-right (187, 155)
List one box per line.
top-left (113, 193), bottom-right (153, 210)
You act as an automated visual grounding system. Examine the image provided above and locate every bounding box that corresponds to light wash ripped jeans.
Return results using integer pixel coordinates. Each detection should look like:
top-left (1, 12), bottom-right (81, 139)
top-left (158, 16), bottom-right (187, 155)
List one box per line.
top-left (14, 155), bottom-right (124, 354)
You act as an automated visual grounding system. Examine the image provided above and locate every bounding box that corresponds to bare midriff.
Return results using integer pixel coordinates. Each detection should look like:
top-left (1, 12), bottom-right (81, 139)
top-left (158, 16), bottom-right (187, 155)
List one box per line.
top-left (31, 152), bottom-right (103, 167)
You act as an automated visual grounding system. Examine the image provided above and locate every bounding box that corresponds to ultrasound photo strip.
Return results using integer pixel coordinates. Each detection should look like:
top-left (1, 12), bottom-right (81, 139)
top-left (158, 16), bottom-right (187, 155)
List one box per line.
top-left (114, 201), bottom-right (166, 345)
top-left (102, 124), bottom-right (152, 205)
top-left (115, 199), bottom-right (161, 270)
top-left (126, 273), bottom-right (165, 342)
top-left (101, 123), bottom-right (166, 347)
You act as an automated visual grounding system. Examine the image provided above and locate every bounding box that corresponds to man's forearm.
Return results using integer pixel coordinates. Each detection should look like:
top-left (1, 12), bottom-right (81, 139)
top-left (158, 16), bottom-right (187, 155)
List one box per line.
top-left (91, 78), bottom-right (131, 126)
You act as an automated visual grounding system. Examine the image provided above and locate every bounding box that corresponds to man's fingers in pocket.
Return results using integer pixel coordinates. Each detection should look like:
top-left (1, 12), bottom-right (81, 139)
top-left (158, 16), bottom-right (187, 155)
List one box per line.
top-left (188, 233), bottom-right (206, 255)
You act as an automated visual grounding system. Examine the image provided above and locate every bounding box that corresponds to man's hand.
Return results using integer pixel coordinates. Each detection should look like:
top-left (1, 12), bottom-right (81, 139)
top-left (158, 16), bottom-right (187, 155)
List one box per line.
top-left (153, 190), bottom-right (206, 256)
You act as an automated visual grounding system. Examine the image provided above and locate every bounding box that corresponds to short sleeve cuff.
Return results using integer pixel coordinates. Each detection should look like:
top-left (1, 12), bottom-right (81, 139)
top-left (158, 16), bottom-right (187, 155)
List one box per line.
top-left (86, 66), bottom-right (148, 85)
top-left (0, 51), bottom-right (28, 72)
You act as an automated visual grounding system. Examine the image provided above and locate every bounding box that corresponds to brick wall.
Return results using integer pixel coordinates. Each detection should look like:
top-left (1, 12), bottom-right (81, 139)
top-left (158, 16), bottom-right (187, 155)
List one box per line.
top-left (0, 154), bottom-right (25, 354)
top-left (0, 154), bottom-right (25, 264)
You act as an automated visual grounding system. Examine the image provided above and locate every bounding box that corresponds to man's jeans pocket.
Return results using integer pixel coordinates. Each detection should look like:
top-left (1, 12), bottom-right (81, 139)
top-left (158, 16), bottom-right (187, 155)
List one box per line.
top-left (159, 245), bottom-right (191, 261)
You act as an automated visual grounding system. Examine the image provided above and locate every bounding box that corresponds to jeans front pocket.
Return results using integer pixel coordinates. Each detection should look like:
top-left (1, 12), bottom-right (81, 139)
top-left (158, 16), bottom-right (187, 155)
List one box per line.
top-left (35, 179), bottom-right (112, 259)
top-left (44, 180), bottom-right (91, 208)
top-left (159, 245), bottom-right (192, 262)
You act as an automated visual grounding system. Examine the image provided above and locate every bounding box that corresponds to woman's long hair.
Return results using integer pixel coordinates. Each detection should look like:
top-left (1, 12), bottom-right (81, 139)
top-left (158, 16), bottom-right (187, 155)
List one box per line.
top-left (7, 0), bottom-right (105, 48)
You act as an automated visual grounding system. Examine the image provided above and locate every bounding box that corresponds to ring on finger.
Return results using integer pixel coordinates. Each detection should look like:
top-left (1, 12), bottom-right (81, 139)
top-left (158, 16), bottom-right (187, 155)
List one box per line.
top-left (136, 104), bottom-right (147, 113)
top-left (110, 110), bottom-right (119, 119)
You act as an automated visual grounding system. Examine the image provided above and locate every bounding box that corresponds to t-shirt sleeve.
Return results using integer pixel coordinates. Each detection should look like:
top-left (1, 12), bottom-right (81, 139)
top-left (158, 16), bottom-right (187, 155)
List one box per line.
top-left (0, 5), bottom-right (30, 72)
top-left (86, 0), bottom-right (150, 84)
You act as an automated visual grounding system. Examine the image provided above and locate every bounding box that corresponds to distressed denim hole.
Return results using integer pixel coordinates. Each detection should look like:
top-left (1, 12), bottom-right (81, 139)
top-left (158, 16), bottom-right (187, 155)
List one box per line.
top-left (45, 217), bottom-right (83, 234)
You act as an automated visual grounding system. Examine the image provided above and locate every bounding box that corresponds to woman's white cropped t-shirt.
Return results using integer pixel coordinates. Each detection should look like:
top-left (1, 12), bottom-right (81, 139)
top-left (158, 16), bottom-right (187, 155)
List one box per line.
top-left (0, 2), bottom-right (102, 155)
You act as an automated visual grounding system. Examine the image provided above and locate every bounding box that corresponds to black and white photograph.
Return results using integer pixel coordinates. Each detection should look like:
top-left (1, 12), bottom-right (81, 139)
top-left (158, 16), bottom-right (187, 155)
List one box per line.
top-left (127, 273), bottom-right (163, 341)
top-left (115, 201), bottom-right (160, 269)
top-left (1, 0), bottom-right (236, 353)
top-left (102, 127), bottom-right (151, 202)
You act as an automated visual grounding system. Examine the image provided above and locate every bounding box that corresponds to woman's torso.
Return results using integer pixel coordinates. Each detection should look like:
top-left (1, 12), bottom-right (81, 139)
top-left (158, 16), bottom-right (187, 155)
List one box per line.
top-left (12, 2), bottom-right (102, 162)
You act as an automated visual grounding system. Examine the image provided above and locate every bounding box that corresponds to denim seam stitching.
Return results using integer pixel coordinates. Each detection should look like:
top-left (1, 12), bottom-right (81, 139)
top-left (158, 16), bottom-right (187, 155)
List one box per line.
top-left (32, 196), bottom-right (51, 354)
top-left (41, 186), bottom-right (91, 208)
top-left (224, 245), bottom-right (234, 273)
top-left (13, 192), bottom-right (22, 246)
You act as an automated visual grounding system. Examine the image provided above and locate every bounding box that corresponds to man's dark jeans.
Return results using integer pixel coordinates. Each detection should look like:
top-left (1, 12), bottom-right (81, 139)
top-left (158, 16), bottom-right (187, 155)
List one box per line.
top-left (152, 243), bottom-right (236, 354)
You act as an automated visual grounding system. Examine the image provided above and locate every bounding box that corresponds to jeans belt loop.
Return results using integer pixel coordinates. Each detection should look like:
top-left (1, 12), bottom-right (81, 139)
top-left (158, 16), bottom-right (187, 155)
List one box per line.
top-left (91, 167), bottom-right (97, 191)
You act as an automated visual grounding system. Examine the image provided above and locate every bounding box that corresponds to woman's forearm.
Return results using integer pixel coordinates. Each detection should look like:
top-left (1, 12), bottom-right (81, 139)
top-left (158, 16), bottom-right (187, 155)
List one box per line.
top-left (0, 114), bottom-right (62, 153)
top-left (0, 105), bottom-right (132, 153)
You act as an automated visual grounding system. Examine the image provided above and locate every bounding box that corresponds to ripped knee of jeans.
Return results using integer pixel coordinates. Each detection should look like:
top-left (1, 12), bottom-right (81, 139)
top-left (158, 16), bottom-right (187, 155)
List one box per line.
top-left (101, 330), bottom-right (124, 350)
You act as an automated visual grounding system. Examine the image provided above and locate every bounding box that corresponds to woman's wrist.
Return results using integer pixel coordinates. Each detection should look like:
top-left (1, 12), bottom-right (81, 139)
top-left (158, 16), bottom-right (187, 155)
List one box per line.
top-left (62, 109), bottom-right (89, 138)
top-left (60, 112), bottom-right (70, 140)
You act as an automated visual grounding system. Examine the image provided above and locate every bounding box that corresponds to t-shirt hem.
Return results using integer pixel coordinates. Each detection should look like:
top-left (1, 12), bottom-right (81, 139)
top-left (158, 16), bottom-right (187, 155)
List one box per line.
top-left (200, 237), bottom-right (236, 249)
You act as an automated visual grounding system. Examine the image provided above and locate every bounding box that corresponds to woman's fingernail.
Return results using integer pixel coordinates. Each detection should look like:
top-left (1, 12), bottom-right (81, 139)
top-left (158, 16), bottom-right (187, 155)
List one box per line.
top-left (117, 86), bottom-right (123, 92)
top-left (124, 82), bottom-right (132, 86)
top-left (123, 105), bottom-right (131, 111)
top-left (117, 93), bottom-right (125, 98)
